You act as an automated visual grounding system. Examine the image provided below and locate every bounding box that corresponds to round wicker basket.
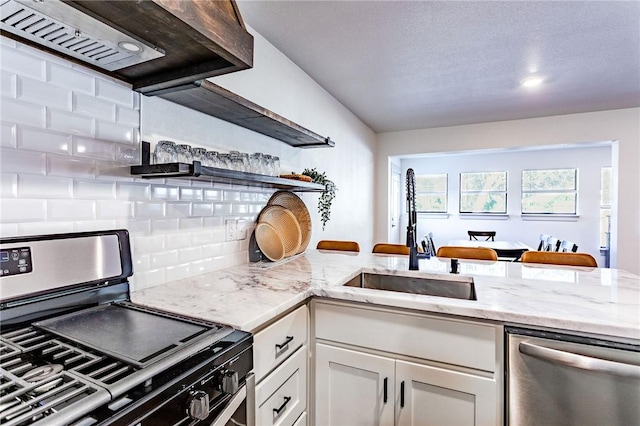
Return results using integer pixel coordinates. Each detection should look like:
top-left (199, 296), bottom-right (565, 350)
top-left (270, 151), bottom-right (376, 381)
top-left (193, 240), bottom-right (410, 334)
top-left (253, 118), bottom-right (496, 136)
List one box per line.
top-left (255, 222), bottom-right (285, 261)
top-left (258, 205), bottom-right (302, 257)
top-left (267, 191), bottom-right (312, 254)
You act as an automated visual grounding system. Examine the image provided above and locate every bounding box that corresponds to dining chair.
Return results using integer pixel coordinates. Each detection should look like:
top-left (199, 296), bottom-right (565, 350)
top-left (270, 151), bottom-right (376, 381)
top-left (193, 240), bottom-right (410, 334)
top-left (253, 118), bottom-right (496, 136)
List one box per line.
top-left (436, 246), bottom-right (498, 261)
top-left (372, 243), bottom-right (410, 255)
top-left (468, 231), bottom-right (496, 241)
top-left (316, 240), bottom-right (360, 252)
top-left (521, 251), bottom-right (597, 267)
top-left (560, 240), bottom-right (579, 252)
top-left (496, 248), bottom-right (529, 262)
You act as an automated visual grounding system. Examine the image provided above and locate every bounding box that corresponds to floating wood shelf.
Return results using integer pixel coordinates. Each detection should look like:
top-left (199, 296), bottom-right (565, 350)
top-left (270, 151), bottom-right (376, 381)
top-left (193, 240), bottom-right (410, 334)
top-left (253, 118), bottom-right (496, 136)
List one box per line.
top-left (131, 162), bottom-right (324, 192)
top-left (146, 80), bottom-right (335, 149)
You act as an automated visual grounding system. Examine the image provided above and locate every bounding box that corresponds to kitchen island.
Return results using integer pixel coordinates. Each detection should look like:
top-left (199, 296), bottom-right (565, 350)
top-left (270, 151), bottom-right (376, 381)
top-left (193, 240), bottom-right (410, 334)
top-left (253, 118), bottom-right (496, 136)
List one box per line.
top-left (131, 250), bottom-right (640, 341)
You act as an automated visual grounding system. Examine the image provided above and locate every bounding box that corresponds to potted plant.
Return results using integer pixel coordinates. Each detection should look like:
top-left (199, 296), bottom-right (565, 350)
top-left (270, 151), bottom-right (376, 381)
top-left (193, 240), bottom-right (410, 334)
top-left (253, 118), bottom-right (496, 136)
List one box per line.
top-left (302, 168), bottom-right (337, 230)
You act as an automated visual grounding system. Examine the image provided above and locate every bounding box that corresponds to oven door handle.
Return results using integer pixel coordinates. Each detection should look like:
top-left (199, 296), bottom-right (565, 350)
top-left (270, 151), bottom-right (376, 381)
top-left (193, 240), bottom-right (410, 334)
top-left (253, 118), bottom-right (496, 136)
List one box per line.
top-left (519, 342), bottom-right (640, 379)
top-left (210, 372), bottom-right (255, 426)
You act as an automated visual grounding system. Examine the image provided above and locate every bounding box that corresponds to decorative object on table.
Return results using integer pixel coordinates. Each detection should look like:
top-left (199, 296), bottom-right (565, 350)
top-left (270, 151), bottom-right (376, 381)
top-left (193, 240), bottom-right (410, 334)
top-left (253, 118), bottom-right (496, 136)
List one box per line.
top-left (301, 168), bottom-right (337, 230)
top-left (258, 205), bottom-right (302, 257)
top-left (267, 191), bottom-right (312, 254)
top-left (279, 173), bottom-right (313, 182)
top-left (254, 222), bottom-right (285, 261)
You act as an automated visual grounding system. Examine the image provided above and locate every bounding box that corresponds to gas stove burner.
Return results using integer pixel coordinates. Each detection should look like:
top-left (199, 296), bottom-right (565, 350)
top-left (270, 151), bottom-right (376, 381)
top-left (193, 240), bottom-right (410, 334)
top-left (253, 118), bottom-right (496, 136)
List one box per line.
top-left (22, 364), bottom-right (63, 383)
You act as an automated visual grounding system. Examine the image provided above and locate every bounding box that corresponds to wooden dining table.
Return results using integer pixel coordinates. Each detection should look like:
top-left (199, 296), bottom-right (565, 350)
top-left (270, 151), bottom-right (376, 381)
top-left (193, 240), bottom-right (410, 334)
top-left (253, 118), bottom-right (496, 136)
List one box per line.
top-left (448, 239), bottom-right (533, 261)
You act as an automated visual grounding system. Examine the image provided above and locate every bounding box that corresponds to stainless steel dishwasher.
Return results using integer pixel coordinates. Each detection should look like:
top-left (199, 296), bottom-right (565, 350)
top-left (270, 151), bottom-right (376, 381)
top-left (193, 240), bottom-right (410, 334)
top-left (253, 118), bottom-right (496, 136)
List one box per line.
top-left (506, 326), bottom-right (640, 426)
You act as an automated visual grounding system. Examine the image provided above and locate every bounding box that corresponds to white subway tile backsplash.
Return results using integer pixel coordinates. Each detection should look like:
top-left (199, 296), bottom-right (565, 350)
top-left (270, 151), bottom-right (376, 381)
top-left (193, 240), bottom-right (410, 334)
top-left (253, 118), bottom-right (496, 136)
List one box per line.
top-left (151, 218), bottom-right (179, 233)
top-left (74, 219), bottom-right (117, 233)
top-left (166, 202), bottom-right (191, 217)
top-left (203, 189), bottom-right (223, 201)
top-left (117, 182), bottom-right (150, 200)
top-left (48, 63), bottom-right (94, 94)
top-left (116, 219), bottom-right (150, 234)
top-left (202, 242), bottom-right (225, 258)
top-left (151, 250), bottom-right (180, 270)
top-left (1, 71), bottom-right (16, 98)
top-left (75, 180), bottom-right (115, 200)
top-left (18, 76), bottom-right (70, 110)
top-left (0, 223), bottom-right (18, 237)
top-left (129, 268), bottom-right (165, 291)
top-left (192, 202), bottom-right (214, 217)
top-left (1, 48), bottom-right (45, 80)
top-left (232, 204), bottom-right (249, 214)
top-left (223, 190), bottom-right (242, 202)
top-left (1, 199), bottom-right (46, 222)
top-left (192, 230), bottom-right (216, 245)
top-left (1, 174), bottom-right (17, 197)
top-left (48, 108), bottom-right (93, 136)
top-left (134, 235), bottom-right (165, 253)
top-left (96, 200), bottom-right (133, 218)
top-left (166, 233), bottom-right (192, 250)
top-left (48, 155), bottom-right (95, 178)
top-left (179, 246), bottom-right (202, 263)
top-left (96, 121), bottom-right (135, 144)
top-left (73, 136), bottom-right (114, 160)
top-left (151, 185), bottom-right (179, 201)
top-left (203, 216), bottom-right (224, 228)
top-left (0, 148), bottom-right (46, 174)
top-left (165, 263), bottom-right (192, 282)
top-left (48, 199), bottom-right (94, 220)
top-left (1, 98), bottom-right (45, 127)
top-left (116, 106), bottom-right (139, 126)
top-left (18, 221), bottom-right (74, 236)
top-left (179, 187), bottom-right (203, 201)
top-left (191, 258), bottom-right (216, 275)
top-left (18, 175), bottom-right (72, 199)
top-left (180, 217), bottom-right (203, 230)
top-left (115, 143), bottom-right (139, 164)
top-left (96, 80), bottom-right (134, 107)
top-left (74, 93), bottom-right (115, 121)
top-left (95, 161), bottom-right (133, 180)
top-left (213, 203), bottom-right (233, 216)
top-left (1, 122), bottom-right (16, 148)
top-left (134, 201), bottom-right (165, 218)
top-left (19, 126), bottom-right (72, 155)
top-left (134, 253), bottom-right (151, 272)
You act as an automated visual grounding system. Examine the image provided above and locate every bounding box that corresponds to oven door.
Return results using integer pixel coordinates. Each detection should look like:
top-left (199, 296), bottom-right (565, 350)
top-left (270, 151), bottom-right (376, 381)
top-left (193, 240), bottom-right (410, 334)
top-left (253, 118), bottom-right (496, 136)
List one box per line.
top-left (210, 372), bottom-right (255, 426)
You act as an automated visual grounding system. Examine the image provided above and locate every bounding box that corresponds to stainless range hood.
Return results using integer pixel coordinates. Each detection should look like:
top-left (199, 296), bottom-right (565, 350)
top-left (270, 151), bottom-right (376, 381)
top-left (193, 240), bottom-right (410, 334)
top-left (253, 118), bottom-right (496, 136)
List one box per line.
top-left (0, 0), bottom-right (254, 93)
top-left (0, 0), bottom-right (165, 71)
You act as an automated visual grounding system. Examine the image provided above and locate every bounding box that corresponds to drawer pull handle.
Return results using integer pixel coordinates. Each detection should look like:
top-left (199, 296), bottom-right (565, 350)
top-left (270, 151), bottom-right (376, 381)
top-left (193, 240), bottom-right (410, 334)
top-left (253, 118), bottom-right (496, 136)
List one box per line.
top-left (275, 336), bottom-right (294, 350)
top-left (273, 396), bottom-right (291, 415)
top-left (383, 377), bottom-right (388, 403)
top-left (400, 381), bottom-right (405, 408)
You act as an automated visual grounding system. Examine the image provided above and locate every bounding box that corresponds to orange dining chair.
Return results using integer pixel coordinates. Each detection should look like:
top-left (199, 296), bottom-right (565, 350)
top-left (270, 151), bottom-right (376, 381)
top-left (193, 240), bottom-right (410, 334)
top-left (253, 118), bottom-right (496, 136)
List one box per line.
top-left (372, 243), bottom-right (411, 255)
top-left (436, 246), bottom-right (498, 261)
top-left (316, 240), bottom-right (360, 252)
top-left (468, 230), bottom-right (496, 241)
top-left (521, 251), bottom-right (597, 267)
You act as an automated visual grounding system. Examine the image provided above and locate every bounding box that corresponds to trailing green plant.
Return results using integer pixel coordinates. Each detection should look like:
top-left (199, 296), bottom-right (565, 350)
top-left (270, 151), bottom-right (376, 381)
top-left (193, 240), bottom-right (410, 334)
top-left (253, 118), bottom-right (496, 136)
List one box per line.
top-left (302, 168), bottom-right (337, 230)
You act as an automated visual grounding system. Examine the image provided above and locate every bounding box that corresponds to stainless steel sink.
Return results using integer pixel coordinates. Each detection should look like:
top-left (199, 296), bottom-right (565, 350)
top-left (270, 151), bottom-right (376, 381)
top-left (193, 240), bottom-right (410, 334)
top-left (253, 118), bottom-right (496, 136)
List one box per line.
top-left (343, 273), bottom-right (476, 300)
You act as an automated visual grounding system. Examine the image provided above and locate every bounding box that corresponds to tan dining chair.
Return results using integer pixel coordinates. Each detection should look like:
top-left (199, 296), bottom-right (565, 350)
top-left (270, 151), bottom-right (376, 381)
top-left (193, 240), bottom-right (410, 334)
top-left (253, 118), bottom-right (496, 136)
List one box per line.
top-left (316, 240), bottom-right (360, 252)
top-left (521, 251), bottom-right (597, 267)
top-left (372, 243), bottom-right (411, 255)
top-left (468, 230), bottom-right (496, 241)
top-left (436, 246), bottom-right (498, 261)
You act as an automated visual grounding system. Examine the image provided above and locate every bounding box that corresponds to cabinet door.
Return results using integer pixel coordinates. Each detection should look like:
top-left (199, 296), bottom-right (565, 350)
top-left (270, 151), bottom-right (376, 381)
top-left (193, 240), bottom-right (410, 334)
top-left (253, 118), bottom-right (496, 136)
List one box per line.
top-left (316, 343), bottom-right (395, 426)
top-left (396, 360), bottom-right (497, 426)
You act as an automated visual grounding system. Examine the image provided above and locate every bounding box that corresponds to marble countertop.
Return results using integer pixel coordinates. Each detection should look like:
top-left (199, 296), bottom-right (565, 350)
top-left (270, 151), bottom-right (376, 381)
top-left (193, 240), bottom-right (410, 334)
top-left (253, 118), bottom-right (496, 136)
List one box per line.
top-left (131, 250), bottom-right (640, 342)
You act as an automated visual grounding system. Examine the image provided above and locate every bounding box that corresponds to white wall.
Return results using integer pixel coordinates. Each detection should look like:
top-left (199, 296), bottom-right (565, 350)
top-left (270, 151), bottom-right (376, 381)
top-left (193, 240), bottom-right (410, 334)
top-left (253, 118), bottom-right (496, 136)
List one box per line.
top-left (377, 108), bottom-right (640, 274)
top-left (399, 145), bottom-right (611, 263)
top-left (0, 27), bottom-right (376, 290)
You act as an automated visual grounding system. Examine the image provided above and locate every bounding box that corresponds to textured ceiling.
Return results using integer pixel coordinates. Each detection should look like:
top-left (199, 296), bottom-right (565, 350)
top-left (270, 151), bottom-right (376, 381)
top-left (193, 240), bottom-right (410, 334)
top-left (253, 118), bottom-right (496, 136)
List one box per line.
top-left (236, 1), bottom-right (640, 133)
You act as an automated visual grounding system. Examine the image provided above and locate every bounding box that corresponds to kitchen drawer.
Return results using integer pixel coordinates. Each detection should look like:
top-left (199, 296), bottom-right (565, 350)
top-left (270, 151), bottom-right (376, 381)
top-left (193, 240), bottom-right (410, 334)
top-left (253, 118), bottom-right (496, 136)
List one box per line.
top-left (293, 412), bottom-right (307, 426)
top-left (256, 345), bottom-right (307, 426)
top-left (254, 305), bottom-right (308, 382)
top-left (314, 301), bottom-right (499, 372)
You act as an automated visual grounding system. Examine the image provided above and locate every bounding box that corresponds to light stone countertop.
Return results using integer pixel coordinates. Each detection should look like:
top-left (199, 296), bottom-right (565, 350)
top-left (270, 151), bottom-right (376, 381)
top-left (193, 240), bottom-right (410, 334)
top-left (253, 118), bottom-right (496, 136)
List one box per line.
top-left (130, 250), bottom-right (640, 342)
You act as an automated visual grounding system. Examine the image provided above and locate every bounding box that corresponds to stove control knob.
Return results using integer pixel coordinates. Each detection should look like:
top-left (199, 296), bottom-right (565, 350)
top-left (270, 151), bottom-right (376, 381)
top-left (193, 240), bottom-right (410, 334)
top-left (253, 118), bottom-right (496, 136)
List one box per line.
top-left (221, 370), bottom-right (239, 394)
top-left (186, 390), bottom-right (209, 421)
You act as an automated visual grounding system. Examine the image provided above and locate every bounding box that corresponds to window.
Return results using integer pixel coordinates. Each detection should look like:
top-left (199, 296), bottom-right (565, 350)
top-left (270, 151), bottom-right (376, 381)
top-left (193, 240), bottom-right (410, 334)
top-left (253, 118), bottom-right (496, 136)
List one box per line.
top-left (600, 167), bottom-right (611, 247)
top-left (521, 168), bottom-right (577, 214)
top-left (459, 171), bottom-right (507, 213)
top-left (415, 173), bottom-right (447, 213)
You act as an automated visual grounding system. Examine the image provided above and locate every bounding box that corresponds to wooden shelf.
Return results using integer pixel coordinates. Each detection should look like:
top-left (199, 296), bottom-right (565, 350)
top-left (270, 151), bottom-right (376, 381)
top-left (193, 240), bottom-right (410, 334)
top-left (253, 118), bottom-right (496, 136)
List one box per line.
top-left (146, 80), bottom-right (335, 149)
top-left (130, 162), bottom-right (325, 192)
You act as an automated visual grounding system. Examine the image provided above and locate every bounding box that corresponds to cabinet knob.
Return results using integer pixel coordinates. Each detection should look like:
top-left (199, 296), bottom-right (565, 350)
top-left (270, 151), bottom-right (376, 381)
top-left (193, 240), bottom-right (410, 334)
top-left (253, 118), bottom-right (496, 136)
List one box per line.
top-left (221, 370), bottom-right (239, 394)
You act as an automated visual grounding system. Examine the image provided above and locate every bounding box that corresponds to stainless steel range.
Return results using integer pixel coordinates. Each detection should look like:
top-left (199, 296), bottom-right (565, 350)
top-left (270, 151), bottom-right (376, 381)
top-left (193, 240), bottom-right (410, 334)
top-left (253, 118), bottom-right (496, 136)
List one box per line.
top-left (0, 230), bottom-right (254, 426)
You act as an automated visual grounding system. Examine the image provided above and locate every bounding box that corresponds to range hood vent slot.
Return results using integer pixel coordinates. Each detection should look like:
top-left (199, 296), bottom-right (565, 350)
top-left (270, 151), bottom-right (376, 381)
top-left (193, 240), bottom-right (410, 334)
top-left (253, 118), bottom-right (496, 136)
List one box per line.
top-left (0, 0), bottom-right (164, 71)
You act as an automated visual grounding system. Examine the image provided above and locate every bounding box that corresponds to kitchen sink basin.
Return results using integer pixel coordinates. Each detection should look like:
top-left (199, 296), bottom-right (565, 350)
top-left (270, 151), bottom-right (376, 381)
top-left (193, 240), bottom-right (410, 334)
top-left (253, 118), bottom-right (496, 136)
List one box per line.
top-left (343, 273), bottom-right (476, 300)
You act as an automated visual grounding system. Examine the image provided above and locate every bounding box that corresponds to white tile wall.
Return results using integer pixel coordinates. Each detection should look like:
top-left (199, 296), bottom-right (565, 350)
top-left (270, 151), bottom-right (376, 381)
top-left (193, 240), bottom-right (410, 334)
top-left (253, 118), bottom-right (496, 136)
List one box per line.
top-left (0, 37), bottom-right (273, 290)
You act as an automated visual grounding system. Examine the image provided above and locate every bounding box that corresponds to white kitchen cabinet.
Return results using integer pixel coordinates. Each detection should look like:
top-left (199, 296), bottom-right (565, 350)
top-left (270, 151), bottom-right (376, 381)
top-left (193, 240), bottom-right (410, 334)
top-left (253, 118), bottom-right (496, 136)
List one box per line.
top-left (253, 304), bottom-right (309, 426)
top-left (313, 300), bottom-right (502, 426)
top-left (316, 343), bottom-right (395, 426)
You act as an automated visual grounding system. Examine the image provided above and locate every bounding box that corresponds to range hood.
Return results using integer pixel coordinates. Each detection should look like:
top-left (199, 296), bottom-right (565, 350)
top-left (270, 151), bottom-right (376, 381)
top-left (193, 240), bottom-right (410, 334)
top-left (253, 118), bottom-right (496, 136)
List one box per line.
top-left (0, 0), bottom-right (253, 93)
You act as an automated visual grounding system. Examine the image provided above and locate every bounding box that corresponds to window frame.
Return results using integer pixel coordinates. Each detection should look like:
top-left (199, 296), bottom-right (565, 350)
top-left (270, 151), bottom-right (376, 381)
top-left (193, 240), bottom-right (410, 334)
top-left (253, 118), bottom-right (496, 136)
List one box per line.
top-left (415, 173), bottom-right (448, 214)
top-left (520, 168), bottom-right (578, 215)
top-left (600, 166), bottom-right (611, 248)
top-left (458, 171), bottom-right (508, 214)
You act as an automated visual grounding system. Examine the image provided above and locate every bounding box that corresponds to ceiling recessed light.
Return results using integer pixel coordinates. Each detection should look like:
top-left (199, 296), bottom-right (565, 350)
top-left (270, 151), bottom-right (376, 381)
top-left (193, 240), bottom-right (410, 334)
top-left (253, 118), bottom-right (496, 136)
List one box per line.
top-left (521, 76), bottom-right (545, 88)
top-left (118, 41), bottom-right (142, 53)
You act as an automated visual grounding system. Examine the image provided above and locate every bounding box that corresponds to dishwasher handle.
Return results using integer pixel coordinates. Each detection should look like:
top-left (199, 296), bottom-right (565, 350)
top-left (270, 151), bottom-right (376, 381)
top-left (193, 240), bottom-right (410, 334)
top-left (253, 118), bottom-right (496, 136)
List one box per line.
top-left (519, 341), bottom-right (640, 379)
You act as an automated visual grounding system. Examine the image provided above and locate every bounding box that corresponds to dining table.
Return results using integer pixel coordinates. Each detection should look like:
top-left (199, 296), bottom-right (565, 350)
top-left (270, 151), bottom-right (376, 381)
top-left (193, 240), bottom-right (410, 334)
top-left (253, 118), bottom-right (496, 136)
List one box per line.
top-left (448, 239), bottom-right (533, 261)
